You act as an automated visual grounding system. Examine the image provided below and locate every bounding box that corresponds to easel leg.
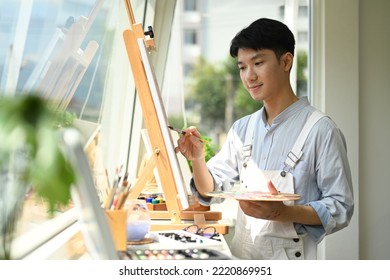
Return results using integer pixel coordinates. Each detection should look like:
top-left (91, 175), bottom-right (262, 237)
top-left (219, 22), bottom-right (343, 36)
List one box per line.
top-left (128, 155), bottom-right (156, 199)
top-left (193, 213), bottom-right (206, 228)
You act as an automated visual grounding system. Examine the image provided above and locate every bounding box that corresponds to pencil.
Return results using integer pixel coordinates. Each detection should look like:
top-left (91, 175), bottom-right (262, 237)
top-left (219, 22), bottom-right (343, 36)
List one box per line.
top-left (104, 187), bottom-right (116, 209)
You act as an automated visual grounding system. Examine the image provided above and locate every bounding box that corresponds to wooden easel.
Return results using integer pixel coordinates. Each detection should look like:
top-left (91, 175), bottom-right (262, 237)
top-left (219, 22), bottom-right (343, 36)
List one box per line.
top-left (122, 1), bottom-right (228, 234)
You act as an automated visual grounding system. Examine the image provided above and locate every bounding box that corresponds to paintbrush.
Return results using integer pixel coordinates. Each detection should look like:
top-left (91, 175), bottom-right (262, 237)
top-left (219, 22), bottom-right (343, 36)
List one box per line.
top-left (168, 125), bottom-right (186, 135)
top-left (168, 125), bottom-right (209, 144)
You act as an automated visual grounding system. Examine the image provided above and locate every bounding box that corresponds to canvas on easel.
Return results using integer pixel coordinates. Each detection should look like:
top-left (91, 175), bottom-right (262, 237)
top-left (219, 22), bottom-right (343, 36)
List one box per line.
top-left (121, 0), bottom-right (228, 234)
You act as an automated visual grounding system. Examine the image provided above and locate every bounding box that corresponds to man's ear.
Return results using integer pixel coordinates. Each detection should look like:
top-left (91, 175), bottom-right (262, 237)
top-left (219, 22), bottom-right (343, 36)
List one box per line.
top-left (282, 52), bottom-right (294, 72)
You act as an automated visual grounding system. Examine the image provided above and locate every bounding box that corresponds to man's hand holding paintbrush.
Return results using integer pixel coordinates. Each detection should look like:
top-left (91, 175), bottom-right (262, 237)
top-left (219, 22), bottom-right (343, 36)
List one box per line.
top-left (170, 125), bottom-right (206, 161)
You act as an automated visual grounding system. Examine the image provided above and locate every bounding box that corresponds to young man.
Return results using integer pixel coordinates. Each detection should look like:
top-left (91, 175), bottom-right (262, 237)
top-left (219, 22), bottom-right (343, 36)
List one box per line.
top-left (176, 18), bottom-right (354, 259)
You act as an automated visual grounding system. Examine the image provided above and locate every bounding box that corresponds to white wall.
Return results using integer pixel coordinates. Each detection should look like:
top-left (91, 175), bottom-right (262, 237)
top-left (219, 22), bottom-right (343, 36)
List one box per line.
top-left (314, 0), bottom-right (390, 260)
top-left (312, 0), bottom-right (359, 260)
top-left (359, 0), bottom-right (390, 260)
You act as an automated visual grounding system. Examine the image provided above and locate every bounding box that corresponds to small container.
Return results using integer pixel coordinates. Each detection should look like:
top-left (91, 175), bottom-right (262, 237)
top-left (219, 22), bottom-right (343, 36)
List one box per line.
top-left (125, 199), bottom-right (151, 241)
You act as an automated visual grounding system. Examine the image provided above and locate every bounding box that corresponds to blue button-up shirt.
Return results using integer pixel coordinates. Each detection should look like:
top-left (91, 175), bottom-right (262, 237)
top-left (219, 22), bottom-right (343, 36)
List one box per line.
top-left (192, 97), bottom-right (354, 243)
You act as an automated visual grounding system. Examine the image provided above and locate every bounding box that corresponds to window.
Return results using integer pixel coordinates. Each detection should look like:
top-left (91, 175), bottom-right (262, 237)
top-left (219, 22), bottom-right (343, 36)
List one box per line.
top-left (279, 5), bottom-right (285, 17)
top-left (184, 29), bottom-right (198, 45)
top-left (0, 0), bottom-right (137, 259)
top-left (298, 5), bottom-right (308, 17)
top-left (184, 0), bottom-right (197, 12)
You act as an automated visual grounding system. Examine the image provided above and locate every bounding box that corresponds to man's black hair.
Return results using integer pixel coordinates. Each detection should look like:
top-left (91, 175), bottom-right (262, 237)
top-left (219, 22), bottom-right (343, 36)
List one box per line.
top-left (230, 18), bottom-right (295, 59)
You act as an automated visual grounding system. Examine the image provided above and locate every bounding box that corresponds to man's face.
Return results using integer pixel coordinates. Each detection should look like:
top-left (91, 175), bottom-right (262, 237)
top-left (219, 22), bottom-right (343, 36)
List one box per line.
top-left (237, 48), bottom-right (290, 102)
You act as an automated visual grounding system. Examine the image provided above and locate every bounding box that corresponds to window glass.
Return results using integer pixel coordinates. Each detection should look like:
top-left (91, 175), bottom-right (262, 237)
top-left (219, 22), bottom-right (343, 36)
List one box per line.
top-left (0, 0), bottom-right (134, 251)
top-left (0, 0), bottom-right (116, 123)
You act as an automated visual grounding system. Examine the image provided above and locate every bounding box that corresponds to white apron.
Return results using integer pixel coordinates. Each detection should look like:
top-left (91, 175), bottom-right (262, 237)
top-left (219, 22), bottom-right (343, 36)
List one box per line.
top-left (230, 110), bottom-right (325, 260)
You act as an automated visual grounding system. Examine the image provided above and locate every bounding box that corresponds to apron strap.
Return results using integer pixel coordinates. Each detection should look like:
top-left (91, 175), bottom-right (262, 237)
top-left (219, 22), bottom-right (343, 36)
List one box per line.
top-left (242, 110), bottom-right (261, 166)
top-left (242, 109), bottom-right (327, 171)
top-left (244, 110), bottom-right (260, 146)
top-left (284, 110), bottom-right (326, 170)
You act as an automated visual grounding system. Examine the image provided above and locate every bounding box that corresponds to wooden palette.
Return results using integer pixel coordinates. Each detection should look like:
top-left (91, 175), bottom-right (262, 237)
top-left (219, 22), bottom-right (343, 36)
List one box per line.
top-left (206, 190), bottom-right (301, 201)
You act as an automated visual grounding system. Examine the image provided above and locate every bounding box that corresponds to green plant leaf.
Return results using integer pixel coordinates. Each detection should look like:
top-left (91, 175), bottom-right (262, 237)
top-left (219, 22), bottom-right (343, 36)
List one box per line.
top-left (0, 94), bottom-right (76, 213)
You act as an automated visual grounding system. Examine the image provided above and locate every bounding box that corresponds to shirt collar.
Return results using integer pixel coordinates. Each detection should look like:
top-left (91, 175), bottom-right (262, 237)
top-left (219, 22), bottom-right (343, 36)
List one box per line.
top-left (260, 96), bottom-right (310, 129)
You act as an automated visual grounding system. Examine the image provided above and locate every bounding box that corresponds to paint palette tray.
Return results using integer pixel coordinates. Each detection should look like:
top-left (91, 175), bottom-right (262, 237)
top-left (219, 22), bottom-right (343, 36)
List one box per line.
top-left (126, 230), bottom-right (224, 251)
top-left (122, 247), bottom-right (233, 260)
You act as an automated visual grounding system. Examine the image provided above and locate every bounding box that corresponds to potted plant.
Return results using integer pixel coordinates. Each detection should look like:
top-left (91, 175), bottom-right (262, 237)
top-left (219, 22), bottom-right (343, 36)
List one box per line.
top-left (0, 94), bottom-right (77, 259)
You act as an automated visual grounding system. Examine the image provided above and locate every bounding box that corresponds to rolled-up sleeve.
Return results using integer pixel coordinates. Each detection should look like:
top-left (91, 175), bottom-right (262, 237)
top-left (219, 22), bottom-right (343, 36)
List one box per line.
top-left (297, 122), bottom-right (354, 243)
